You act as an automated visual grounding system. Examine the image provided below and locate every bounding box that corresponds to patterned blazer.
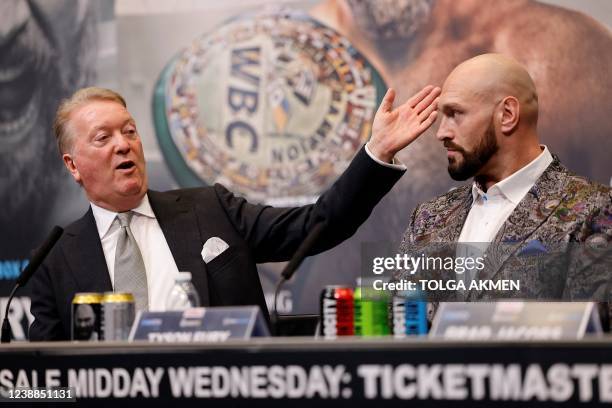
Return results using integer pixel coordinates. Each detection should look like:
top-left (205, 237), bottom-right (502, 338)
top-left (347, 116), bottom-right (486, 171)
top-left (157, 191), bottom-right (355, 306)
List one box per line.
top-left (399, 157), bottom-right (612, 306)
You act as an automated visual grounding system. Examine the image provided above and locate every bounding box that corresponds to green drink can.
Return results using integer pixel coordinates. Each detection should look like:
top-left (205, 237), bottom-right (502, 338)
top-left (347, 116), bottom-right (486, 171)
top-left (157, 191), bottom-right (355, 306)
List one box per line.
top-left (354, 279), bottom-right (363, 336)
top-left (354, 278), bottom-right (390, 336)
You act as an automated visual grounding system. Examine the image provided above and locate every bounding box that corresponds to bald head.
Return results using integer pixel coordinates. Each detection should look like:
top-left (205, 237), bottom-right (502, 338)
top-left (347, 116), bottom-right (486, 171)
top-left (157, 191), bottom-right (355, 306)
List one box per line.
top-left (437, 54), bottom-right (544, 187)
top-left (442, 53), bottom-right (539, 126)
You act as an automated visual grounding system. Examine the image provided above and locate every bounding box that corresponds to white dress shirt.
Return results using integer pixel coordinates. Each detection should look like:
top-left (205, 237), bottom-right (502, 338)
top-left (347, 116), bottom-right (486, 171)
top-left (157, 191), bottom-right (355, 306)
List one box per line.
top-left (91, 194), bottom-right (180, 311)
top-left (454, 146), bottom-right (552, 287)
top-left (458, 146), bottom-right (553, 243)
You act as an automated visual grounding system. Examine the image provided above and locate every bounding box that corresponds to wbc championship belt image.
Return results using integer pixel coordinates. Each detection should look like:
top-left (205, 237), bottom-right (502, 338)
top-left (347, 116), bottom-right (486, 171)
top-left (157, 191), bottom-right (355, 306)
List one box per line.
top-left (153, 8), bottom-right (386, 205)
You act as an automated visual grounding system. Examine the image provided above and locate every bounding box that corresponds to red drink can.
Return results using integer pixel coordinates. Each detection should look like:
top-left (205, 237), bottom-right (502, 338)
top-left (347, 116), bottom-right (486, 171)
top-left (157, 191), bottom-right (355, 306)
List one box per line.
top-left (320, 285), bottom-right (354, 339)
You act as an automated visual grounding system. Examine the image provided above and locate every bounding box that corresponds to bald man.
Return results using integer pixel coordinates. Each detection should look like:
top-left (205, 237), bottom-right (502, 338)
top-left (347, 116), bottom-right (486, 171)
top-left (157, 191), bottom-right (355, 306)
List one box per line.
top-left (398, 54), bottom-right (611, 321)
top-left (297, 1), bottom-right (612, 308)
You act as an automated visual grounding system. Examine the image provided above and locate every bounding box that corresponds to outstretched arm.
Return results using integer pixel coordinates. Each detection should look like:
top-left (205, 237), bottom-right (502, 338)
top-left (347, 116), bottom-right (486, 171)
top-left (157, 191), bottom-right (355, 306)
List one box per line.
top-left (216, 85), bottom-right (441, 262)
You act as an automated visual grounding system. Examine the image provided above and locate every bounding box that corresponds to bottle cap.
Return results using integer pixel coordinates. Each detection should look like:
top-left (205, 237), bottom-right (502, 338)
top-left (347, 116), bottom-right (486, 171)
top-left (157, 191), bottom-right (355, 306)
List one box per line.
top-left (176, 271), bottom-right (192, 282)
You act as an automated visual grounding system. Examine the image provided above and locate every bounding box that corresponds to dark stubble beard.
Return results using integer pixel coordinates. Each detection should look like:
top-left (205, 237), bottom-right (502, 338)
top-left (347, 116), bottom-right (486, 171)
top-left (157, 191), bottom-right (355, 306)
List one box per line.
top-left (447, 119), bottom-right (499, 181)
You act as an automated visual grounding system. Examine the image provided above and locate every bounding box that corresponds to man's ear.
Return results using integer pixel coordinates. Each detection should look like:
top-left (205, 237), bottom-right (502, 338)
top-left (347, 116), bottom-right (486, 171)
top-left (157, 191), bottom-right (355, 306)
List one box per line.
top-left (499, 96), bottom-right (520, 135)
top-left (63, 153), bottom-right (82, 184)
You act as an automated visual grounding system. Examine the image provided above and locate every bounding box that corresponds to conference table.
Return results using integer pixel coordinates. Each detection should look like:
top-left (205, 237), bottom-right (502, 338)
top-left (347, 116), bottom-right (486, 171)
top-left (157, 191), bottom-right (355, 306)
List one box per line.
top-left (1, 337), bottom-right (612, 406)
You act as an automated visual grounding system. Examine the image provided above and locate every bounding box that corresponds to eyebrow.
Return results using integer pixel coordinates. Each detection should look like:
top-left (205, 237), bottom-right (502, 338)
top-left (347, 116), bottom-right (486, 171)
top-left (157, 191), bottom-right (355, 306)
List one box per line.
top-left (89, 118), bottom-right (135, 135)
top-left (439, 101), bottom-right (463, 111)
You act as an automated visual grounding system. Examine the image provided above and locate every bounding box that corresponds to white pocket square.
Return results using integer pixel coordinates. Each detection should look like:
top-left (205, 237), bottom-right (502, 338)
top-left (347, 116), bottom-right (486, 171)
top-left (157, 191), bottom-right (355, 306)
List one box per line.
top-left (201, 237), bottom-right (229, 263)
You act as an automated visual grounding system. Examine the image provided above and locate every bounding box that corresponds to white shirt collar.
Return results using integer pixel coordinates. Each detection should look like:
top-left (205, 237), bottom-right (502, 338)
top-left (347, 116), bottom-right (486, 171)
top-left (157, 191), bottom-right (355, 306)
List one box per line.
top-left (90, 193), bottom-right (155, 239)
top-left (471, 146), bottom-right (553, 205)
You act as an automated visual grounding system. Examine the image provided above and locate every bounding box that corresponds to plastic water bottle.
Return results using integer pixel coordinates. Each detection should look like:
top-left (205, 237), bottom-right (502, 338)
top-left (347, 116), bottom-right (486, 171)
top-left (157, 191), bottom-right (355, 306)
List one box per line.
top-left (166, 272), bottom-right (201, 310)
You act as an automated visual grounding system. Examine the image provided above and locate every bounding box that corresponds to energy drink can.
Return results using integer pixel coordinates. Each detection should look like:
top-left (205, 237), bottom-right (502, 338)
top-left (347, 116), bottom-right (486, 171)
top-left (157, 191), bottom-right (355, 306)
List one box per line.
top-left (101, 292), bottom-right (136, 341)
top-left (353, 279), bottom-right (363, 336)
top-left (320, 286), bottom-right (354, 339)
top-left (71, 292), bottom-right (103, 341)
top-left (392, 293), bottom-right (428, 338)
top-left (355, 278), bottom-right (390, 336)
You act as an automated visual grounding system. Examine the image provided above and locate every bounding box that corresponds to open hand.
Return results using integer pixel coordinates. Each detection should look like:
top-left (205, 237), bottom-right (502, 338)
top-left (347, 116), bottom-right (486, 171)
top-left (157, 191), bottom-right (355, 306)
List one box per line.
top-left (368, 86), bottom-right (441, 163)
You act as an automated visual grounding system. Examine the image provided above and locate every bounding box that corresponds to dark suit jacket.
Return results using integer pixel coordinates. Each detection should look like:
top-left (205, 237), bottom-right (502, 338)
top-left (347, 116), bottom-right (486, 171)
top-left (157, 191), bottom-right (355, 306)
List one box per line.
top-left (29, 147), bottom-right (404, 340)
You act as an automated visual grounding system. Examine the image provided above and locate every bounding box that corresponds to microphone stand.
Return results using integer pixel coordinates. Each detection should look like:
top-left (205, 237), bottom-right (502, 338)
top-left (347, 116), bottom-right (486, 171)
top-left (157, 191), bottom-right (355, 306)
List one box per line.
top-left (1, 226), bottom-right (63, 343)
top-left (271, 277), bottom-right (287, 337)
top-left (1, 285), bottom-right (20, 343)
top-left (271, 222), bottom-right (326, 336)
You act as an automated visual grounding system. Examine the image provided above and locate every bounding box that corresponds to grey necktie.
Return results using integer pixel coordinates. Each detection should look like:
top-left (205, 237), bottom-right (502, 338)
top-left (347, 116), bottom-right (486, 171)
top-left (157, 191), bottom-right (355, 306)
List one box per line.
top-left (114, 211), bottom-right (149, 312)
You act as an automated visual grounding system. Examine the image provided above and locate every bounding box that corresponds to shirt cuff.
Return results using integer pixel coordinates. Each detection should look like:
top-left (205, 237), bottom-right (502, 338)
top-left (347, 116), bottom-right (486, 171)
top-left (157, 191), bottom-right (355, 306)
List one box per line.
top-left (365, 142), bottom-right (407, 171)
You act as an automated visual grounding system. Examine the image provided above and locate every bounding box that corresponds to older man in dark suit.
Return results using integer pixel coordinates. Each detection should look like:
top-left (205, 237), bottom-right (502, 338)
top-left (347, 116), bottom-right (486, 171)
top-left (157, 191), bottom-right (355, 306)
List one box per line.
top-left (29, 84), bottom-right (440, 340)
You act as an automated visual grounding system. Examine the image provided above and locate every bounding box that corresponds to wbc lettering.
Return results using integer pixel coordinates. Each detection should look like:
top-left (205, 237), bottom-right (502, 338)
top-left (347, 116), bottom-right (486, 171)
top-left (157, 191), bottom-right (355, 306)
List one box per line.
top-left (226, 46), bottom-right (261, 153)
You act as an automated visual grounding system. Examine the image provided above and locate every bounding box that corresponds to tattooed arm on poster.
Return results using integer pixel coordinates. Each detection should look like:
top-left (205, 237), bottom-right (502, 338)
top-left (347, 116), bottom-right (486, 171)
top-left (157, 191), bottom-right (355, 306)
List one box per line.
top-left (368, 86), bottom-right (441, 164)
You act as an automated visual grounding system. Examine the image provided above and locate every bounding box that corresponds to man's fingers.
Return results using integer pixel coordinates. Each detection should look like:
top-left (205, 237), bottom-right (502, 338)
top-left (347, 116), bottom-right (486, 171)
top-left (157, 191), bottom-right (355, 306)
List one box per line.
top-left (418, 97), bottom-right (439, 122)
top-left (417, 110), bottom-right (438, 133)
top-left (407, 85), bottom-right (435, 108)
top-left (377, 88), bottom-right (396, 114)
top-left (414, 87), bottom-right (441, 114)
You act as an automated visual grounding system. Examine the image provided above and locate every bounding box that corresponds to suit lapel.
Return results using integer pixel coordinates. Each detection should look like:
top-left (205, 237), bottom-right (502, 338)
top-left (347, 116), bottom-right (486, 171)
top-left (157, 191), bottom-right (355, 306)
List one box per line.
top-left (63, 209), bottom-right (113, 293)
top-left (475, 159), bottom-right (570, 285)
top-left (148, 190), bottom-right (210, 306)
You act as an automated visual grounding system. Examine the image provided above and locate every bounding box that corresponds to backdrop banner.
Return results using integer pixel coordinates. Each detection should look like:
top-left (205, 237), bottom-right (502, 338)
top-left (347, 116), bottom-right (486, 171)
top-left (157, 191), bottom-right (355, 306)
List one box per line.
top-left (1, 1), bottom-right (611, 339)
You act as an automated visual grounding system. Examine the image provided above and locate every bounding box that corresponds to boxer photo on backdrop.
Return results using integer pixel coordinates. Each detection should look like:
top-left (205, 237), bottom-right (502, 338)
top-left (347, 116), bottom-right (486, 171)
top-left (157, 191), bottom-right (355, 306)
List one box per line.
top-left (28, 84), bottom-right (441, 340)
top-left (312, 0), bottom-right (612, 184)
top-left (0, 0), bottom-right (97, 258)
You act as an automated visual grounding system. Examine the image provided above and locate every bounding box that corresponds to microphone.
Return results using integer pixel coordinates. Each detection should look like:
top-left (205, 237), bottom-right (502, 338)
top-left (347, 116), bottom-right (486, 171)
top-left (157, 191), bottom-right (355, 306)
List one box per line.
top-left (281, 221), bottom-right (327, 280)
top-left (272, 221), bottom-right (326, 335)
top-left (1, 226), bottom-right (63, 343)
